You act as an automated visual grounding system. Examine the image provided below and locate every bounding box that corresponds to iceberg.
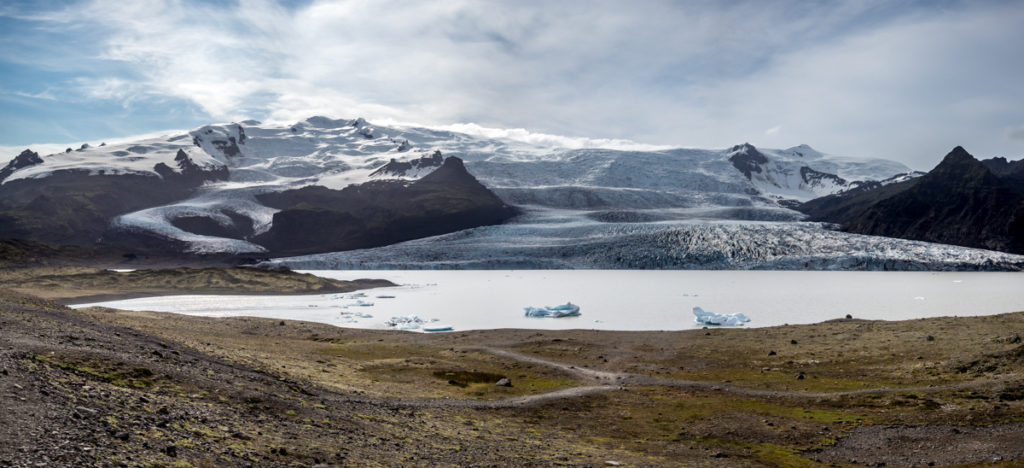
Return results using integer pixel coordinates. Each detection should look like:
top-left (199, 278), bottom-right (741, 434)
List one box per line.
top-left (422, 324), bottom-right (453, 332)
top-left (384, 316), bottom-right (421, 330)
top-left (524, 302), bottom-right (581, 318)
top-left (693, 306), bottom-right (750, 326)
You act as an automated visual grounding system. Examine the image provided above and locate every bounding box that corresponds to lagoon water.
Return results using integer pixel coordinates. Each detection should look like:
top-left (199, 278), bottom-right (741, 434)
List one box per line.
top-left (73, 270), bottom-right (1024, 332)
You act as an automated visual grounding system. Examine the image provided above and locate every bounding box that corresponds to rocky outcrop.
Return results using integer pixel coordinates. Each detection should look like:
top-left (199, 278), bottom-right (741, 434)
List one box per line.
top-left (153, 149), bottom-right (229, 185)
top-left (0, 151), bottom-right (229, 248)
top-left (369, 150), bottom-right (444, 178)
top-left (254, 157), bottom-right (518, 256)
top-left (728, 143), bottom-right (769, 179)
top-left (0, 149), bottom-right (43, 183)
top-left (799, 166), bottom-right (847, 188)
top-left (800, 146), bottom-right (1024, 254)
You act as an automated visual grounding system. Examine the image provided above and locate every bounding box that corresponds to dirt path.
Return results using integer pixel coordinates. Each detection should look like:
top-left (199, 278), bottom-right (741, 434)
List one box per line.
top-left (468, 346), bottom-right (1017, 402)
top-left (331, 346), bottom-right (1019, 410)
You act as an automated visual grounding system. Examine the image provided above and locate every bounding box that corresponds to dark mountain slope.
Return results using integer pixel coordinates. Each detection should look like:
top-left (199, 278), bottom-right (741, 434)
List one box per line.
top-left (254, 157), bottom-right (518, 256)
top-left (0, 174), bottom-right (225, 247)
top-left (799, 147), bottom-right (1024, 254)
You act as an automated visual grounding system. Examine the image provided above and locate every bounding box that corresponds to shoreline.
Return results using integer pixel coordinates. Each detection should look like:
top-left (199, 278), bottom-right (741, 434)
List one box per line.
top-left (4, 279), bottom-right (1024, 466)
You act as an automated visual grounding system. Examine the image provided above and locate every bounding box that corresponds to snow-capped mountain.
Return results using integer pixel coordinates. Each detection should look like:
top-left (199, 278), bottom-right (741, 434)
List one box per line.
top-left (8, 115), bottom-right (1008, 271)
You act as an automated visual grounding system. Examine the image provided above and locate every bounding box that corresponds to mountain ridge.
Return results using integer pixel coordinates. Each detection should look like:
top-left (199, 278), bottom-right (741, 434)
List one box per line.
top-left (800, 146), bottom-right (1024, 254)
top-left (0, 116), bottom-right (940, 264)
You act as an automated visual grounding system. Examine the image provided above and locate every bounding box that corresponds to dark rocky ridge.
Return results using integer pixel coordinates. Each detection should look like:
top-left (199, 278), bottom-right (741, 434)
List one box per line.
top-left (369, 150), bottom-right (444, 178)
top-left (728, 143), bottom-right (768, 179)
top-left (254, 156), bottom-right (518, 256)
top-left (799, 146), bottom-right (1024, 254)
top-left (0, 150), bottom-right (229, 248)
top-left (0, 149), bottom-right (43, 183)
top-left (799, 166), bottom-right (847, 187)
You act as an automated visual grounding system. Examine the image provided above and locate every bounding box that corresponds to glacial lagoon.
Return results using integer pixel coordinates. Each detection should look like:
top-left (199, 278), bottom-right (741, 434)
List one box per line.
top-left (73, 270), bottom-right (1024, 332)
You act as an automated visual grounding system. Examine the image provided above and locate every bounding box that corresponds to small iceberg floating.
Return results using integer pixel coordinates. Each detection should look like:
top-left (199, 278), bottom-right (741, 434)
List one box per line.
top-left (524, 302), bottom-right (581, 318)
top-left (422, 324), bottom-right (453, 332)
top-left (354, 300), bottom-right (374, 307)
top-left (693, 307), bottom-right (749, 326)
top-left (385, 315), bottom-right (424, 330)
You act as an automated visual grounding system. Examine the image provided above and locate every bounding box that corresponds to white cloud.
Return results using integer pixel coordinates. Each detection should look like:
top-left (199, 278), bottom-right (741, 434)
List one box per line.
top-left (430, 122), bottom-right (672, 152)
top-left (6, 0), bottom-right (1024, 166)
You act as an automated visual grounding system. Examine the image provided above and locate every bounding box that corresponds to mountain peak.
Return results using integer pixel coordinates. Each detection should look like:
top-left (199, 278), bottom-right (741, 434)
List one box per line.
top-left (369, 150), bottom-right (445, 179)
top-left (784, 144), bottom-right (824, 159)
top-left (416, 155), bottom-right (477, 186)
top-left (0, 149), bottom-right (44, 183)
top-left (929, 146), bottom-right (988, 178)
top-left (728, 143), bottom-right (768, 179)
top-left (729, 142), bottom-right (758, 154)
top-left (942, 146), bottom-right (973, 163)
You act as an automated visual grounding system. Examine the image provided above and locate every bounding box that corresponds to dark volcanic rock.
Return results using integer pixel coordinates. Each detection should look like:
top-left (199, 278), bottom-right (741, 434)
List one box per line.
top-left (254, 156), bottom-right (518, 256)
top-left (800, 146), bottom-right (1024, 254)
top-left (728, 143), bottom-right (769, 179)
top-left (0, 149), bottom-right (44, 183)
top-left (369, 150), bottom-right (444, 178)
top-left (153, 149), bottom-right (229, 185)
top-left (0, 153), bottom-right (228, 249)
top-left (982, 157), bottom-right (1024, 185)
top-left (799, 166), bottom-right (847, 187)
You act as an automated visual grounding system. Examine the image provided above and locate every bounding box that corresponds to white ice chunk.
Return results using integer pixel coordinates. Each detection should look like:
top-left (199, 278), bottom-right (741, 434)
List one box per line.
top-left (693, 306), bottom-right (750, 326)
top-left (524, 302), bottom-right (580, 318)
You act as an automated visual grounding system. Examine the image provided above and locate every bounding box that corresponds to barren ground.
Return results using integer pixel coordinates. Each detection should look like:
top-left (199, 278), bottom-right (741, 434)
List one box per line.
top-left (1, 263), bottom-right (1023, 467)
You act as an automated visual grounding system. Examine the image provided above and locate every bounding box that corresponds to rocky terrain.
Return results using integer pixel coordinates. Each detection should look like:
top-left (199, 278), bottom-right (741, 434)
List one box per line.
top-left (800, 146), bottom-right (1024, 254)
top-left (254, 157), bottom-right (517, 256)
top-left (1, 117), bottom-right (922, 262)
top-left (2, 256), bottom-right (1024, 467)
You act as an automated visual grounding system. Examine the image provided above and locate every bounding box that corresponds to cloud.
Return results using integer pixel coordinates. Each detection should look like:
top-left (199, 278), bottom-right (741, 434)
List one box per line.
top-left (1008, 125), bottom-right (1024, 143)
top-left (431, 122), bottom-right (672, 152)
top-left (2, 0), bottom-right (1024, 166)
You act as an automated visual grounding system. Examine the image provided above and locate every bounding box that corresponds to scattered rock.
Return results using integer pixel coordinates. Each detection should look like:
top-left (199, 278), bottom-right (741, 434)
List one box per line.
top-left (768, 350), bottom-right (777, 356)
top-left (790, 339), bottom-right (798, 345)
top-left (163, 445), bottom-right (177, 457)
top-left (495, 378), bottom-right (512, 387)
top-left (926, 335), bottom-right (935, 341)
top-left (846, 314), bottom-right (853, 319)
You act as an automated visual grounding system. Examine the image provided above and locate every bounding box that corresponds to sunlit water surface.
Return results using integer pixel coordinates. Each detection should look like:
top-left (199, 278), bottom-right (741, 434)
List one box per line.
top-left (72, 270), bottom-right (1024, 332)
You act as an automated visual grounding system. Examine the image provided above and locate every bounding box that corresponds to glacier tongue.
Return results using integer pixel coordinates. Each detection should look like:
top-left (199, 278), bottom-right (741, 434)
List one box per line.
top-left (263, 207), bottom-right (1024, 271)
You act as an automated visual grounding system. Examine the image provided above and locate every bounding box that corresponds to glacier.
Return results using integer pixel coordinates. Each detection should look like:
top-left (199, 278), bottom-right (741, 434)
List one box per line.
top-left (261, 207), bottom-right (1024, 271)
top-left (10, 115), bottom-right (1023, 270)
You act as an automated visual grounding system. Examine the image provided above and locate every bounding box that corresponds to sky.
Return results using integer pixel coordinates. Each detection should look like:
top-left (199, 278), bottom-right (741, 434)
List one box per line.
top-left (1, 0), bottom-right (1023, 170)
